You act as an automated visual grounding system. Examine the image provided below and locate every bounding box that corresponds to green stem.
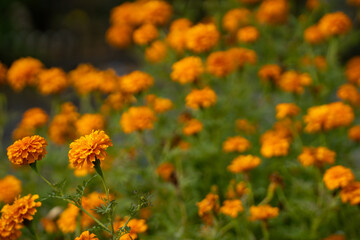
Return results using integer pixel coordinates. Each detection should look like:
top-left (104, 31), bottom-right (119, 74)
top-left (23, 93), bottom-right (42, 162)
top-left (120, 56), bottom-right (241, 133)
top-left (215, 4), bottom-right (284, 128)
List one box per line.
top-left (261, 221), bottom-right (269, 240)
top-left (25, 221), bottom-right (39, 240)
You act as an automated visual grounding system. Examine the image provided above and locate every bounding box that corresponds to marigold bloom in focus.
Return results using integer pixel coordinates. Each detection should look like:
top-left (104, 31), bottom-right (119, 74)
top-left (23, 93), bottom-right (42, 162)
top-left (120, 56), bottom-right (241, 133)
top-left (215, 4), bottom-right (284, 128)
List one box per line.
top-left (348, 125), bottom-right (360, 141)
top-left (337, 84), bottom-right (360, 105)
top-left (120, 106), bottom-right (156, 133)
top-left (298, 146), bottom-right (336, 167)
top-left (7, 57), bottom-right (43, 91)
top-left (145, 40), bottom-right (167, 63)
top-left (276, 103), bottom-right (300, 119)
top-left (76, 114), bottom-right (105, 136)
top-left (182, 119), bottom-right (203, 135)
top-left (340, 181), bottom-right (360, 205)
top-left (318, 12), bottom-right (352, 37)
top-left (156, 162), bottom-right (176, 182)
top-left (345, 56), bottom-right (360, 85)
top-left (75, 231), bottom-right (99, 240)
top-left (171, 56), bottom-right (204, 84)
top-left (237, 26), bottom-right (260, 43)
top-left (222, 136), bottom-right (251, 153)
top-left (186, 23), bottom-right (220, 53)
top-left (228, 155), bottom-right (261, 173)
top-left (0, 175), bottom-right (22, 204)
top-left (119, 71), bottom-right (154, 94)
top-left (222, 8), bottom-right (251, 32)
top-left (7, 135), bottom-right (47, 165)
top-left (206, 51), bottom-right (235, 77)
top-left (186, 87), bottom-right (217, 109)
top-left (304, 25), bottom-right (324, 44)
top-left (278, 70), bottom-right (312, 94)
top-left (256, 0), bottom-right (289, 25)
top-left (219, 199), bottom-right (244, 218)
top-left (113, 218), bottom-right (148, 240)
top-left (249, 205), bottom-right (279, 221)
top-left (106, 24), bottom-right (133, 48)
top-left (37, 67), bottom-right (68, 95)
top-left (68, 130), bottom-right (112, 169)
top-left (323, 165), bottom-right (355, 190)
top-left (304, 102), bottom-right (354, 133)
top-left (133, 23), bottom-right (158, 45)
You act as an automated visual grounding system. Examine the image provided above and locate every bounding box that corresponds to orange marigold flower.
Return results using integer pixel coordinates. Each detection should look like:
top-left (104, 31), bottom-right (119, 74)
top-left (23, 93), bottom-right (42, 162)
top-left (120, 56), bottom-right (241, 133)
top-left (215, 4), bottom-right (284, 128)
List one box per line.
top-left (110, 2), bottom-right (142, 26)
top-left (0, 62), bottom-right (8, 84)
top-left (21, 107), bottom-right (49, 129)
top-left (197, 193), bottom-right (219, 217)
top-left (68, 130), bottom-right (112, 169)
top-left (222, 136), bottom-right (251, 153)
top-left (236, 182), bottom-right (249, 197)
top-left (186, 23), bottom-right (220, 53)
top-left (227, 47), bottom-right (257, 68)
top-left (306, 0), bottom-right (320, 10)
top-left (348, 125), bottom-right (360, 141)
top-left (220, 200), bottom-right (244, 218)
top-left (120, 106), bottom-right (156, 133)
top-left (256, 0), bottom-right (289, 25)
top-left (228, 155), bottom-right (261, 173)
top-left (76, 114), bottom-right (105, 136)
top-left (7, 57), bottom-right (43, 92)
top-left (75, 231), bottom-right (99, 240)
top-left (318, 12), bottom-right (352, 37)
top-left (170, 18), bottom-right (193, 32)
top-left (258, 64), bottom-right (282, 83)
top-left (222, 8), bottom-right (251, 32)
top-left (113, 218), bottom-right (148, 240)
top-left (337, 84), bottom-right (360, 105)
top-left (322, 234), bottom-right (346, 240)
top-left (133, 23), bottom-right (158, 45)
top-left (260, 130), bottom-right (290, 158)
top-left (106, 24), bottom-right (133, 49)
top-left (141, 0), bottom-right (172, 26)
top-left (345, 56), bottom-right (360, 85)
top-left (185, 87), bottom-right (217, 109)
top-left (146, 95), bottom-right (173, 113)
top-left (298, 146), bottom-right (336, 167)
top-left (237, 26), bottom-right (260, 43)
top-left (37, 67), bottom-right (68, 95)
top-left (276, 103), bottom-right (300, 119)
top-left (57, 204), bottom-right (79, 233)
top-left (278, 70), bottom-right (312, 94)
top-left (145, 40), bottom-right (167, 63)
top-left (304, 102), bottom-right (354, 133)
top-left (41, 218), bottom-right (57, 233)
top-left (119, 71), bottom-right (154, 94)
top-left (156, 162), bottom-right (176, 182)
top-left (171, 56), bottom-right (204, 84)
top-left (206, 51), bottom-right (235, 78)
top-left (7, 135), bottom-right (47, 165)
top-left (249, 205), bottom-right (279, 221)
top-left (1, 194), bottom-right (41, 223)
top-left (323, 165), bottom-right (355, 190)
top-left (102, 92), bottom-right (135, 113)
top-left (166, 30), bottom-right (189, 53)
top-left (340, 181), bottom-right (360, 205)
top-left (0, 175), bottom-right (22, 204)
top-left (304, 25), bottom-right (324, 44)
top-left (182, 119), bottom-right (203, 135)
top-left (236, 119), bottom-right (256, 134)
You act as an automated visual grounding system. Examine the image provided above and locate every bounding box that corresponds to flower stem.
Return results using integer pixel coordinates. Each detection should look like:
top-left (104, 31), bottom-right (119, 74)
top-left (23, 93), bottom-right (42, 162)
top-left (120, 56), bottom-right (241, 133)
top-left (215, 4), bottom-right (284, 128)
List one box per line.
top-left (261, 220), bottom-right (269, 240)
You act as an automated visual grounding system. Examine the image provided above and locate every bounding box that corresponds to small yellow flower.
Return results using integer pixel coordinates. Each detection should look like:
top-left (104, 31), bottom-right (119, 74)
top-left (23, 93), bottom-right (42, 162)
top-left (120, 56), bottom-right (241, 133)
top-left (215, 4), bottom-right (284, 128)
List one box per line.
top-left (74, 231), bottom-right (99, 240)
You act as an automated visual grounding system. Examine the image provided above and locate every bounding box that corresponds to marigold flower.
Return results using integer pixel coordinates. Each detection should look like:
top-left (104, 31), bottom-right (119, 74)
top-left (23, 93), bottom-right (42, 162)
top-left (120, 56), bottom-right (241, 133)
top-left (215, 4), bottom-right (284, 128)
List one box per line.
top-left (20, 107), bottom-right (49, 129)
top-left (69, 65), bottom-right (104, 95)
top-left (141, 0), bottom-right (172, 25)
top-left (7, 57), bottom-right (43, 91)
top-left (120, 106), bottom-right (156, 133)
top-left (318, 12), bottom-right (352, 37)
top-left (206, 51), bottom-right (235, 78)
top-left (182, 119), bottom-right (203, 135)
top-left (197, 193), bottom-right (219, 217)
top-left (223, 136), bottom-right (251, 153)
top-left (171, 56), bottom-right (204, 84)
top-left (256, 0), bottom-right (289, 25)
top-left (298, 147), bottom-right (336, 167)
top-left (7, 135), bottom-right (47, 165)
top-left (340, 181), bottom-right (360, 205)
top-left (236, 119), bottom-right (256, 134)
top-left (258, 64), bottom-right (282, 83)
top-left (75, 231), bottom-right (99, 240)
top-left (146, 95), bottom-right (173, 113)
top-left (237, 26), bottom-right (260, 43)
top-left (222, 8), bottom-right (251, 32)
top-left (106, 24), bottom-right (133, 48)
top-left (98, 69), bottom-right (118, 94)
top-left (113, 218), bottom-right (148, 240)
top-left (68, 130), bottom-right (112, 169)
top-left (110, 2), bottom-right (142, 26)
top-left (186, 23), bottom-right (220, 53)
top-left (119, 71), bottom-right (154, 94)
top-left (227, 47), bottom-right (257, 68)
top-left (228, 155), bottom-right (261, 173)
top-left (306, 0), bottom-right (320, 10)
top-left (76, 114), bottom-right (105, 136)
top-left (170, 18), bottom-right (192, 32)
top-left (304, 102), bottom-right (354, 133)
top-left (276, 103), bottom-right (300, 119)
top-left (156, 162), bottom-right (176, 182)
top-left (57, 204), bottom-right (79, 233)
top-left (41, 218), bottom-right (57, 233)
top-left (102, 92), bottom-right (135, 113)
top-left (0, 217), bottom-right (22, 240)
top-left (220, 200), bottom-right (244, 218)
top-left (278, 70), bottom-right (312, 94)
top-left (0, 176), bottom-right (22, 204)
top-left (145, 40), bottom-right (167, 63)
top-left (323, 165), bottom-right (355, 190)
top-left (236, 182), bottom-right (249, 197)
top-left (133, 23), bottom-right (158, 45)
top-left (1, 194), bottom-right (41, 223)
top-left (260, 130), bottom-right (290, 158)
top-left (37, 67), bottom-right (68, 95)
top-left (249, 205), bottom-right (279, 221)
top-left (337, 84), bottom-right (360, 105)
top-left (345, 56), bottom-right (360, 85)
top-left (348, 125), bottom-right (360, 141)
top-left (304, 25), bottom-right (325, 44)
top-left (166, 28), bottom-right (190, 53)
top-left (186, 87), bottom-right (217, 109)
